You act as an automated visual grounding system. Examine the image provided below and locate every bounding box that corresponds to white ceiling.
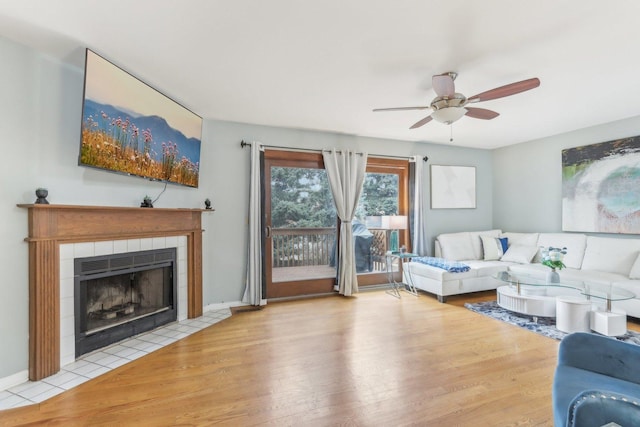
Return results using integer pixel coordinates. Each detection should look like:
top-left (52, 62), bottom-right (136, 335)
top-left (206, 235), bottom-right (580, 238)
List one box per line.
top-left (2, 0), bottom-right (640, 149)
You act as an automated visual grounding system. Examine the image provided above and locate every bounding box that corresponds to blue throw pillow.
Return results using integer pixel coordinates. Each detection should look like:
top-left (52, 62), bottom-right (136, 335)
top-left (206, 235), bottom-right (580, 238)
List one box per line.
top-left (498, 237), bottom-right (509, 253)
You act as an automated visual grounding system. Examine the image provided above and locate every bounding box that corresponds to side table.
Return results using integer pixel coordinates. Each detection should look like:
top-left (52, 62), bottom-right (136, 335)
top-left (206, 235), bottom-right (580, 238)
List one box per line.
top-left (555, 296), bottom-right (592, 333)
top-left (385, 251), bottom-right (419, 298)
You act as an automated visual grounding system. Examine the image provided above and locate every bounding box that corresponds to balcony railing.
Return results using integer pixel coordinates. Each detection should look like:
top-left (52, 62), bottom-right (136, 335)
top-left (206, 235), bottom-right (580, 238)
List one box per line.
top-left (272, 227), bottom-right (335, 268)
top-left (271, 227), bottom-right (388, 272)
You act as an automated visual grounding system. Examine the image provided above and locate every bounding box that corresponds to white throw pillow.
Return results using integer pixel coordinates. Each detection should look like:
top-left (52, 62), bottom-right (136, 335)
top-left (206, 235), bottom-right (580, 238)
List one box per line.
top-left (582, 236), bottom-right (640, 275)
top-left (481, 236), bottom-right (507, 261)
top-left (469, 229), bottom-right (502, 259)
top-left (500, 245), bottom-right (538, 264)
top-left (438, 233), bottom-right (475, 261)
top-left (501, 232), bottom-right (539, 247)
top-left (629, 253), bottom-right (640, 279)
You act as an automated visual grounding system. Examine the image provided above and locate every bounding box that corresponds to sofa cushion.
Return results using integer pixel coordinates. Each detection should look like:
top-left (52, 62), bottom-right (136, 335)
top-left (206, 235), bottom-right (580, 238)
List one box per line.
top-left (501, 232), bottom-right (539, 247)
top-left (500, 245), bottom-right (538, 264)
top-left (582, 236), bottom-right (640, 276)
top-left (609, 279), bottom-right (640, 295)
top-left (467, 260), bottom-right (513, 276)
top-left (480, 236), bottom-right (507, 260)
top-left (628, 253), bottom-right (640, 279)
top-left (437, 232), bottom-right (475, 261)
top-left (535, 233), bottom-right (587, 269)
top-left (406, 261), bottom-right (478, 281)
top-left (469, 229), bottom-right (502, 259)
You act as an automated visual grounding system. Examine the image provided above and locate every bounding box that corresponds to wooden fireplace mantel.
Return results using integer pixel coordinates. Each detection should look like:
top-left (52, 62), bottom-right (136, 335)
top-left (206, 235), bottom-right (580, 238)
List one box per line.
top-left (18, 204), bottom-right (211, 380)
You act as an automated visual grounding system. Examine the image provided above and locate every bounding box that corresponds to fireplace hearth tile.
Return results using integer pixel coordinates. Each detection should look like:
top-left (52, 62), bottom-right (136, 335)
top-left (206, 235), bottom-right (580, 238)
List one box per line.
top-left (102, 356), bottom-right (131, 370)
top-left (81, 366), bottom-right (111, 380)
top-left (168, 324), bottom-right (200, 335)
top-left (152, 328), bottom-right (189, 340)
top-left (0, 391), bottom-right (31, 410)
top-left (65, 361), bottom-right (104, 377)
top-left (82, 351), bottom-right (126, 367)
top-left (9, 381), bottom-right (60, 400)
top-left (138, 332), bottom-right (176, 346)
top-left (42, 370), bottom-right (85, 388)
top-left (2, 306), bottom-right (232, 409)
top-left (30, 386), bottom-right (66, 403)
top-left (121, 349), bottom-right (147, 361)
top-left (121, 338), bottom-right (163, 353)
top-left (52, 374), bottom-right (89, 391)
top-left (101, 344), bottom-right (139, 358)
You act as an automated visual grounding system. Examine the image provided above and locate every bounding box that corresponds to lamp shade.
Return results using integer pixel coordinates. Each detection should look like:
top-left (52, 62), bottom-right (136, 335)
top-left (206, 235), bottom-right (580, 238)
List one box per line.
top-left (380, 215), bottom-right (408, 230)
top-left (430, 107), bottom-right (466, 124)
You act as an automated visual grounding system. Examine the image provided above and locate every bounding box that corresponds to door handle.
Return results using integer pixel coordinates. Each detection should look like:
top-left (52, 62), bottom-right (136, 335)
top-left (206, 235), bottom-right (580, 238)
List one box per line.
top-left (265, 225), bottom-right (272, 238)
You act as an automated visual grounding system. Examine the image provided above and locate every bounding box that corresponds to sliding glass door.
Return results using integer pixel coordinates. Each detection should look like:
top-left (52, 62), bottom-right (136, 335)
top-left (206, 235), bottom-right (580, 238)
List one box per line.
top-left (263, 151), bottom-right (410, 297)
top-left (264, 150), bottom-right (337, 298)
top-left (355, 158), bottom-right (409, 286)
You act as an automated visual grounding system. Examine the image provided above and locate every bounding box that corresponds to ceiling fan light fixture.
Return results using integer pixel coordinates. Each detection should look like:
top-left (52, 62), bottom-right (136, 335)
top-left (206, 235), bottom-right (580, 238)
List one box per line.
top-left (430, 107), bottom-right (467, 124)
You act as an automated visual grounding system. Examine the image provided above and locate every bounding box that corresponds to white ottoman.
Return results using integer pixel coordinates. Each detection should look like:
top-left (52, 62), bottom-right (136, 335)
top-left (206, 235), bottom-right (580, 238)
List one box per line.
top-left (590, 309), bottom-right (627, 336)
top-left (556, 296), bottom-right (592, 333)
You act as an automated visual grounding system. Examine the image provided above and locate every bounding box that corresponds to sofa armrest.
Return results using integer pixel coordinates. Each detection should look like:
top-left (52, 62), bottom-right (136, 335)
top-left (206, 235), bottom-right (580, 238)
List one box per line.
top-left (558, 333), bottom-right (640, 384)
top-left (434, 240), bottom-right (442, 258)
top-left (567, 389), bottom-right (640, 427)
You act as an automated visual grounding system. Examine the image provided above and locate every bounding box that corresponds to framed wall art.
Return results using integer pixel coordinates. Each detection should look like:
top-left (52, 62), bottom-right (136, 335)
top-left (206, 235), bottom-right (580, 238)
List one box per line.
top-left (562, 136), bottom-right (640, 234)
top-left (430, 165), bottom-right (476, 209)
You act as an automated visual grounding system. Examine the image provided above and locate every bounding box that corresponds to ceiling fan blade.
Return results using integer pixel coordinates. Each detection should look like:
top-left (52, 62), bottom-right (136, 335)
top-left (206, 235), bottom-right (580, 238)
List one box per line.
top-left (467, 77), bottom-right (540, 103)
top-left (409, 115), bottom-right (433, 129)
top-left (432, 74), bottom-right (455, 97)
top-left (373, 106), bottom-right (430, 112)
top-left (465, 107), bottom-right (500, 120)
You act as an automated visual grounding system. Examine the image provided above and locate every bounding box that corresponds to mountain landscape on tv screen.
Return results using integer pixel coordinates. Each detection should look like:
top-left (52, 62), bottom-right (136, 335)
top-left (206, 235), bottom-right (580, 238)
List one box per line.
top-left (80, 99), bottom-right (201, 187)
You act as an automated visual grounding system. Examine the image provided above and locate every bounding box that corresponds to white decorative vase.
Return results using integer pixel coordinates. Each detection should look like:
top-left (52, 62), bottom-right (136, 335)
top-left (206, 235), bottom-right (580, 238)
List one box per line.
top-left (547, 268), bottom-right (560, 283)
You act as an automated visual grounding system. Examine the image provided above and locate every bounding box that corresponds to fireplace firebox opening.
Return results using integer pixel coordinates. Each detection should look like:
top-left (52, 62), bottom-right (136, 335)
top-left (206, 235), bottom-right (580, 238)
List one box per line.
top-left (74, 248), bottom-right (177, 357)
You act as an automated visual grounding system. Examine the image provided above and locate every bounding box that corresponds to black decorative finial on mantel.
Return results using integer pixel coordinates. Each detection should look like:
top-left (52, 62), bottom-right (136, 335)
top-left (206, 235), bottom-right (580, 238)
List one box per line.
top-left (205, 198), bottom-right (212, 210)
top-left (140, 196), bottom-right (153, 208)
top-left (35, 188), bottom-right (49, 204)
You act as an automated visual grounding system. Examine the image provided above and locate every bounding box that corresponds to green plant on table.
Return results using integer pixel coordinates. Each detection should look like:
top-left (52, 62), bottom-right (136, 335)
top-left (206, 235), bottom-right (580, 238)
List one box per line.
top-left (540, 246), bottom-right (567, 270)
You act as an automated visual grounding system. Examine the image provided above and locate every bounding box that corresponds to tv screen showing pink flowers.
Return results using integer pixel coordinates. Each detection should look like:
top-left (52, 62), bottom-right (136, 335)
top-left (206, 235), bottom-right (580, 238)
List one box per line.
top-left (79, 49), bottom-right (202, 188)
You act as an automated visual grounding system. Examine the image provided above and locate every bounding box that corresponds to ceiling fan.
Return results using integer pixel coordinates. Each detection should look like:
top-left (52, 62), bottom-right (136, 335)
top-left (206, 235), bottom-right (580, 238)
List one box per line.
top-left (373, 72), bottom-right (540, 129)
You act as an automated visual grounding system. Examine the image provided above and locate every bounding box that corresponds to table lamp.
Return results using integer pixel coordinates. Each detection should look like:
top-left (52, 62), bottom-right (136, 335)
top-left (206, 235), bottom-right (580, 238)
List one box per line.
top-left (381, 215), bottom-right (407, 252)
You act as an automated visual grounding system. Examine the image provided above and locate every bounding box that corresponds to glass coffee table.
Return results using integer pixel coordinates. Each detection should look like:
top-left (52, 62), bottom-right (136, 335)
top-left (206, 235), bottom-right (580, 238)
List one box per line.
top-left (493, 271), bottom-right (635, 335)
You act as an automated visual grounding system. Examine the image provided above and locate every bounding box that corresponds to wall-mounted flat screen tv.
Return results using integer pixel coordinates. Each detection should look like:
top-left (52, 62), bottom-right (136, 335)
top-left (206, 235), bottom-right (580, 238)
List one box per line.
top-left (79, 49), bottom-right (202, 188)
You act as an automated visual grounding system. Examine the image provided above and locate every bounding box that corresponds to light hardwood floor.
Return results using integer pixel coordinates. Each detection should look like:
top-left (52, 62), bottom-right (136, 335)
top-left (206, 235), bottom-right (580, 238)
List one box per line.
top-left (1, 290), bottom-right (638, 426)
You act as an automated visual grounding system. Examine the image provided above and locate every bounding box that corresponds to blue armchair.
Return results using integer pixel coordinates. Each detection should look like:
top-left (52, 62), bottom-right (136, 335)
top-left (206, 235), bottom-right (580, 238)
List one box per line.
top-left (553, 332), bottom-right (640, 427)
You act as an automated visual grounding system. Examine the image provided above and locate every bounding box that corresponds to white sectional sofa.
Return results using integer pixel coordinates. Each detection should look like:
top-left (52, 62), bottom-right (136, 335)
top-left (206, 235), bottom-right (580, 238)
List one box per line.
top-left (403, 229), bottom-right (640, 318)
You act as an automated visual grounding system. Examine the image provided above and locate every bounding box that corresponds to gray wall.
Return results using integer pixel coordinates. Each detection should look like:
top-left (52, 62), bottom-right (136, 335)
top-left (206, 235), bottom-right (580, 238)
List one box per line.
top-left (493, 116), bottom-right (640, 233)
top-left (0, 35), bottom-right (494, 380)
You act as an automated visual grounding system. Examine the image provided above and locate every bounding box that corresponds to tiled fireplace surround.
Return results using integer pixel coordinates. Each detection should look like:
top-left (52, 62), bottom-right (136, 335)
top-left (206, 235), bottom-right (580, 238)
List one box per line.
top-left (59, 236), bottom-right (188, 367)
top-left (18, 204), bottom-right (208, 381)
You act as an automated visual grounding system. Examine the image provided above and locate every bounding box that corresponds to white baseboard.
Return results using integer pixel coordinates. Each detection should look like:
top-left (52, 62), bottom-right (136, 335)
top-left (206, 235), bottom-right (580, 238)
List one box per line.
top-left (203, 300), bottom-right (245, 312)
top-left (203, 299), bottom-right (267, 313)
top-left (0, 369), bottom-right (29, 392)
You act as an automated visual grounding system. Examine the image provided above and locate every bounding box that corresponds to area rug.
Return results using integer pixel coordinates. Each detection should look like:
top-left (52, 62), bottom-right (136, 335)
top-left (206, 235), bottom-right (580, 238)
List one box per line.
top-left (464, 300), bottom-right (640, 345)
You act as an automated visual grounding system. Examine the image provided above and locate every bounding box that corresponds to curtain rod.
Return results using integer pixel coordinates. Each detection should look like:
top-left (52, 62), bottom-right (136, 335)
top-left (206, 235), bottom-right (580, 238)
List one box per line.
top-left (240, 140), bottom-right (428, 162)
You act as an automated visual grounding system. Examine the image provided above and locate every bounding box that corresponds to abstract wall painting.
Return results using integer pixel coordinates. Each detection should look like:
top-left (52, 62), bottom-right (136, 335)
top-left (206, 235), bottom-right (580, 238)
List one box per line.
top-left (562, 136), bottom-right (640, 234)
top-left (430, 165), bottom-right (476, 209)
